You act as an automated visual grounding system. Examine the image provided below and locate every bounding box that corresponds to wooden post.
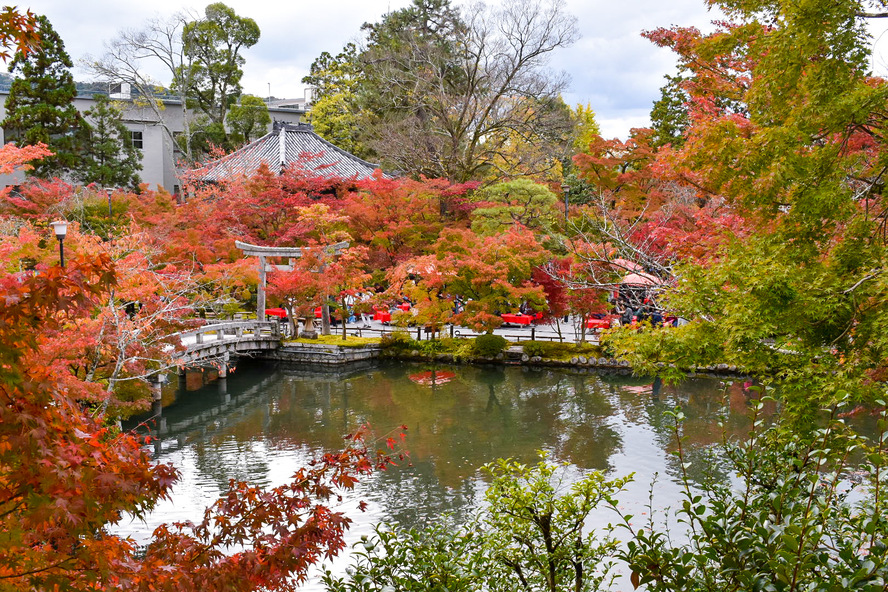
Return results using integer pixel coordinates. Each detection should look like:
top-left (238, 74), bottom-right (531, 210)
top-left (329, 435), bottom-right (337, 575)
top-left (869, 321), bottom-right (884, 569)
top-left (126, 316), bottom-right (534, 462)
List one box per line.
top-left (258, 255), bottom-right (267, 321)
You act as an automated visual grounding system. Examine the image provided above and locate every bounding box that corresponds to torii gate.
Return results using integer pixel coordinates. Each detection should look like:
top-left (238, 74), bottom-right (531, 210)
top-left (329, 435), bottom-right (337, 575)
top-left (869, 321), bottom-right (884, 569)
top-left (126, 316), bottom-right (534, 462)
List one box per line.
top-left (235, 240), bottom-right (349, 323)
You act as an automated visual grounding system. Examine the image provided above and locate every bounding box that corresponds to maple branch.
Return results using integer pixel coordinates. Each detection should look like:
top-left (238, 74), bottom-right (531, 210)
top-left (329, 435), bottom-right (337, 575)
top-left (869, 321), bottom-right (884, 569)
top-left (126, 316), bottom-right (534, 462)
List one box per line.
top-left (843, 269), bottom-right (883, 295)
top-left (0, 557), bottom-right (76, 580)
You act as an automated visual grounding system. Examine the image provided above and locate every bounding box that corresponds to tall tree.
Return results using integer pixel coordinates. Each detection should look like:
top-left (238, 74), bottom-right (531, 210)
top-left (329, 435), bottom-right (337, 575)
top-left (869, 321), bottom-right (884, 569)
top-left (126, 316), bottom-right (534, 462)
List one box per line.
top-left (302, 43), bottom-right (368, 157)
top-left (561, 102), bottom-right (602, 201)
top-left (181, 2), bottom-right (260, 151)
top-left (307, 0), bottom-right (578, 182)
top-left (649, 74), bottom-right (690, 149)
top-left (78, 94), bottom-right (143, 189)
top-left (570, 102), bottom-right (601, 154)
top-left (3, 15), bottom-right (84, 178)
top-left (87, 12), bottom-right (200, 164)
top-left (607, 0), bottom-right (888, 412)
top-left (226, 94), bottom-right (271, 144)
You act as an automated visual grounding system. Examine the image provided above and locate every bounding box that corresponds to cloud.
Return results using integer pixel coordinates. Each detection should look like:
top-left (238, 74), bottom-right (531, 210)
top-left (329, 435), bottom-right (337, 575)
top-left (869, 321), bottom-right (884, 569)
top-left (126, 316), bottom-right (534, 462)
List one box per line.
top-left (31, 0), bottom-right (720, 139)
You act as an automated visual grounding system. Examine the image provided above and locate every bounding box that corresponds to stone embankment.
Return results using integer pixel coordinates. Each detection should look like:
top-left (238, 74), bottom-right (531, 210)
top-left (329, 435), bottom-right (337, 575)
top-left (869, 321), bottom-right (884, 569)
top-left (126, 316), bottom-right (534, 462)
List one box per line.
top-left (256, 342), bottom-right (746, 376)
top-left (259, 342), bottom-right (382, 365)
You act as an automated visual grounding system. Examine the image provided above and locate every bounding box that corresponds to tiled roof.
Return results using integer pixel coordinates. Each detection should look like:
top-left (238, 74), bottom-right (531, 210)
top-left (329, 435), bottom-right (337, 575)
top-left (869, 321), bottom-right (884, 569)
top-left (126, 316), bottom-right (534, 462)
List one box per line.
top-left (193, 122), bottom-right (384, 182)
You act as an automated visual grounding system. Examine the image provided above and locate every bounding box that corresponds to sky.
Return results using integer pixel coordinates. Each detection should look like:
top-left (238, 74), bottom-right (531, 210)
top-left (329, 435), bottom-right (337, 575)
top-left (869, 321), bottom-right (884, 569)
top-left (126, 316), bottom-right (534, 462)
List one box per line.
top-left (25, 0), bottom-right (726, 139)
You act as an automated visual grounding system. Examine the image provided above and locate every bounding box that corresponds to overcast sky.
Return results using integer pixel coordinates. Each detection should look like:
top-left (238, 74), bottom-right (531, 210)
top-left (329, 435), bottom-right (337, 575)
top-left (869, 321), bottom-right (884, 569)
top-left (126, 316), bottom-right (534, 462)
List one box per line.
top-left (25, 0), bottom-right (725, 139)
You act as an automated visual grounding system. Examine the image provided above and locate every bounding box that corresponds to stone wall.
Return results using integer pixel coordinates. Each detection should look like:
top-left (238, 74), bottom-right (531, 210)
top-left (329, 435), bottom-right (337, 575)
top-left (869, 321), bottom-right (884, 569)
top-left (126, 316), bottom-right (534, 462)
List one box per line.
top-left (256, 343), bottom-right (382, 365)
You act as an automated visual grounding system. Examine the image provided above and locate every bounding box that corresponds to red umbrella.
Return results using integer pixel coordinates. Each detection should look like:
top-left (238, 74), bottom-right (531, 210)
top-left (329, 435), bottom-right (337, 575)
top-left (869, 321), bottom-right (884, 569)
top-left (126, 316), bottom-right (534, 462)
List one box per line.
top-left (612, 258), bottom-right (643, 272)
top-left (408, 370), bottom-right (456, 386)
top-left (621, 272), bottom-right (661, 286)
top-left (265, 307), bottom-right (287, 318)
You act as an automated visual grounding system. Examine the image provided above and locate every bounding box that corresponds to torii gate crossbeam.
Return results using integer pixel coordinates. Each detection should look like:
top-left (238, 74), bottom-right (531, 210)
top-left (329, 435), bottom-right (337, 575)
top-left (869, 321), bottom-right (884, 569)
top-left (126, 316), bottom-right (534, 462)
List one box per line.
top-left (235, 240), bottom-right (349, 321)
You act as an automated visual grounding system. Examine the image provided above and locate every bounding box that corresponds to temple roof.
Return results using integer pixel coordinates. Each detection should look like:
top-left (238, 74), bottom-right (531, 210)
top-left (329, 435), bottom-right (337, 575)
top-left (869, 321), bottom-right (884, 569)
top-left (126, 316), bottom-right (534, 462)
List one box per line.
top-left (193, 122), bottom-right (384, 182)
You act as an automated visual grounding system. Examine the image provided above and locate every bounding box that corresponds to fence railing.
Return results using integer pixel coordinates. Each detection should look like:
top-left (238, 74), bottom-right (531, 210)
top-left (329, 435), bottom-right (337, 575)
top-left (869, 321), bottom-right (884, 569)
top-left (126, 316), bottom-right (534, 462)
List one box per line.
top-left (278, 322), bottom-right (600, 345)
top-left (179, 321), bottom-right (280, 346)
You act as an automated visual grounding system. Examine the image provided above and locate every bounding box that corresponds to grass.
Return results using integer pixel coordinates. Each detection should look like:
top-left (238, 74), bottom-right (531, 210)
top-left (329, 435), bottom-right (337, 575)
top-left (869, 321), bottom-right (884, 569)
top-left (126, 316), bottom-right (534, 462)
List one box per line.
top-left (285, 334), bottom-right (381, 347)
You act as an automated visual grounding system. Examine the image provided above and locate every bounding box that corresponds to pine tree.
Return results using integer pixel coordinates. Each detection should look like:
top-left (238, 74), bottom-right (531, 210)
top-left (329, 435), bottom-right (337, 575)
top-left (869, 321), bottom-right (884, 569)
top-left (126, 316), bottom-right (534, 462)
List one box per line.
top-left (2, 14), bottom-right (84, 178)
top-left (79, 94), bottom-right (142, 189)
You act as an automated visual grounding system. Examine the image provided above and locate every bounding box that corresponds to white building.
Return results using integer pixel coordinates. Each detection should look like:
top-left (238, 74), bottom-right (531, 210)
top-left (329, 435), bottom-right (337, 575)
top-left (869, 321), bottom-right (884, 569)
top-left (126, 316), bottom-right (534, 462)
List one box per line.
top-left (0, 84), bottom-right (307, 194)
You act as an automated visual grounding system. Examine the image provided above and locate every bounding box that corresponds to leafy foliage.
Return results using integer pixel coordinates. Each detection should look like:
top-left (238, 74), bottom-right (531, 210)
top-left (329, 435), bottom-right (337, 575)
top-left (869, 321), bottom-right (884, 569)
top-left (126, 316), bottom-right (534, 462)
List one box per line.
top-left (470, 178), bottom-right (559, 236)
top-left (482, 456), bottom-right (630, 592)
top-left (227, 94), bottom-right (271, 144)
top-left (0, 255), bottom-right (397, 588)
top-left (180, 2), bottom-right (260, 151)
top-left (79, 94), bottom-right (143, 189)
top-left (594, 0), bottom-right (888, 410)
top-left (432, 226), bottom-right (549, 332)
top-left (3, 14), bottom-right (85, 178)
top-left (619, 399), bottom-right (888, 592)
top-left (649, 74), bottom-right (690, 149)
top-left (302, 43), bottom-right (368, 157)
top-left (0, 256), bottom-right (176, 590)
top-left (324, 453), bottom-right (630, 592)
top-left (0, 7), bottom-right (38, 62)
top-left (304, 0), bottom-right (579, 182)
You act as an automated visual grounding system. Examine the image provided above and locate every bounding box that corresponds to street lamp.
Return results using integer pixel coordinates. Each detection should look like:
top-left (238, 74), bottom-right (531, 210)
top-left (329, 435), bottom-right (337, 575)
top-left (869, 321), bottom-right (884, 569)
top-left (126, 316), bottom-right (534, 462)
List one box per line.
top-left (106, 187), bottom-right (112, 218)
top-left (50, 220), bottom-right (68, 268)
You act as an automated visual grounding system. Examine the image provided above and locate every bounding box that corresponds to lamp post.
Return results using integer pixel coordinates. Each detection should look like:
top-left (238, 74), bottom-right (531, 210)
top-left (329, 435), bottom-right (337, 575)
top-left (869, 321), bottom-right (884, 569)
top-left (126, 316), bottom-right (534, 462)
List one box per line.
top-left (50, 220), bottom-right (68, 268)
top-left (106, 187), bottom-right (112, 218)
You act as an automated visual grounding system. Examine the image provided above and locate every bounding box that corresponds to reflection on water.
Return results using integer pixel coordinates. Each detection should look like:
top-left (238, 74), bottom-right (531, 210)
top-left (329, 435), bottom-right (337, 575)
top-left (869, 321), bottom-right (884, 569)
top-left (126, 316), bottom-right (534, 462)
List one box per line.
top-left (118, 359), bottom-right (777, 548)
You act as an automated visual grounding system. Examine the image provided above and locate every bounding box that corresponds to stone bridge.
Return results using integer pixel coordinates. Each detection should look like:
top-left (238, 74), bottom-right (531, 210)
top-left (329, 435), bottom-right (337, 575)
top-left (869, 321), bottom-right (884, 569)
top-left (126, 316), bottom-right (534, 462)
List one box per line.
top-left (177, 320), bottom-right (282, 369)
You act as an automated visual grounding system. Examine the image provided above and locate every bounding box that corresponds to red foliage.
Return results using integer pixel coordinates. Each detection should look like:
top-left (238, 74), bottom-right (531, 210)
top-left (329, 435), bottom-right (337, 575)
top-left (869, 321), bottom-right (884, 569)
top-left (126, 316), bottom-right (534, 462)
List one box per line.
top-left (639, 201), bottom-right (751, 265)
top-left (343, 174), bottom-right (455, 267)
top-left (1, 177), bottom-right (75, 222)
top-left (0, 257), bottom-right (178, 589)
top-left (0, 7), bottom-right (39, 62)
top-left (573, 130), bottom-right (668, 219)
top-left (532, 263), bottom-right (568, 320)
top-left (0, 254), bottom-right (401, 590)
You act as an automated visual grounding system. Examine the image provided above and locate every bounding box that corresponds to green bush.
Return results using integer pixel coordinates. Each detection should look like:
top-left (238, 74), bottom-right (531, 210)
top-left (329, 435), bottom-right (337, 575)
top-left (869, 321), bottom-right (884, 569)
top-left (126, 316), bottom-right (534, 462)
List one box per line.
top-left (471, 333), bottom-right (507, 357)
top-left (522, 340), bottom-right (548, 357)
top-left (415, 338), bottom-right (445, 355)
top-left (521, 340), bottom-right (603, 360)
top-left (619, 399), bottom-right (888, 592)
top-left (323, 454), bottom-right (629, 592)
top-left (324, 397), bottom-right (888, 592)
top-left (379, 330), bottom-right (415, 350)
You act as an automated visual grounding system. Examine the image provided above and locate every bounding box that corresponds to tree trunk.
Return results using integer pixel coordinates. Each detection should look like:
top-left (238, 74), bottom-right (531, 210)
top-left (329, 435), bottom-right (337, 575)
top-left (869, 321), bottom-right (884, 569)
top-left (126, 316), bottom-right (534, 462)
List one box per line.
top-left (321, 302), bottom-right (331, 335)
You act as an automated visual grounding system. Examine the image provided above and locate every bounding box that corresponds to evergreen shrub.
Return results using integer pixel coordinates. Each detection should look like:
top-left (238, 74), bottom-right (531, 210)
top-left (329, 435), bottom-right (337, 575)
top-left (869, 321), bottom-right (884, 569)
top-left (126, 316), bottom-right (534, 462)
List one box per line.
top-left (472, 334), bottom-right (507, 357)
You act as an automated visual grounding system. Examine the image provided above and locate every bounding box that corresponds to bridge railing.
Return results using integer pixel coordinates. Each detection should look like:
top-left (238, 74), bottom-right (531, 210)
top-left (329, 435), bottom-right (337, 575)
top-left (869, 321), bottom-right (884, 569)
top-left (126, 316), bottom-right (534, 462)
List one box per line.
top-left (179, 320), bottom-right (280, 346)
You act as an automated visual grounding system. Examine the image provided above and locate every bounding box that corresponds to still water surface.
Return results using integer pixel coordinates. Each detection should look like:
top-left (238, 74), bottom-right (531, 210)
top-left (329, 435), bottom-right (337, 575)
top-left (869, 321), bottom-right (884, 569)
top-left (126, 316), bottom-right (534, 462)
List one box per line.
top-left (119, 360), bottom-right (792, 577)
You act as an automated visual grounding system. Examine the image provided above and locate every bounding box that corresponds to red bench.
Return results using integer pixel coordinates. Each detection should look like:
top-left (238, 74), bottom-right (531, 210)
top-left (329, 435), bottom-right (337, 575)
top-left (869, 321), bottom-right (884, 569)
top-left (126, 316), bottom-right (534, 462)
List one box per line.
top-left (501, 313), bottom-right (534, 325)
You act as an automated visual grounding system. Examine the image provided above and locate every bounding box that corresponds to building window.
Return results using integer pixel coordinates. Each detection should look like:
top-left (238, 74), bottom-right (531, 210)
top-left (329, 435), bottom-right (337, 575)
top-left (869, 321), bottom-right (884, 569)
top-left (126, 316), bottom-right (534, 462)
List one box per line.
top-left (130, 130), bottom-right (143, 150)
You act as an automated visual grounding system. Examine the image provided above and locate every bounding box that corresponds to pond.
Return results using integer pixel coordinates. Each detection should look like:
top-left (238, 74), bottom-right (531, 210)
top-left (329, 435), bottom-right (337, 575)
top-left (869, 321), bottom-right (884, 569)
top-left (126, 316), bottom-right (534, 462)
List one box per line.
top-left (117, 359), bottom-right (834, 582)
